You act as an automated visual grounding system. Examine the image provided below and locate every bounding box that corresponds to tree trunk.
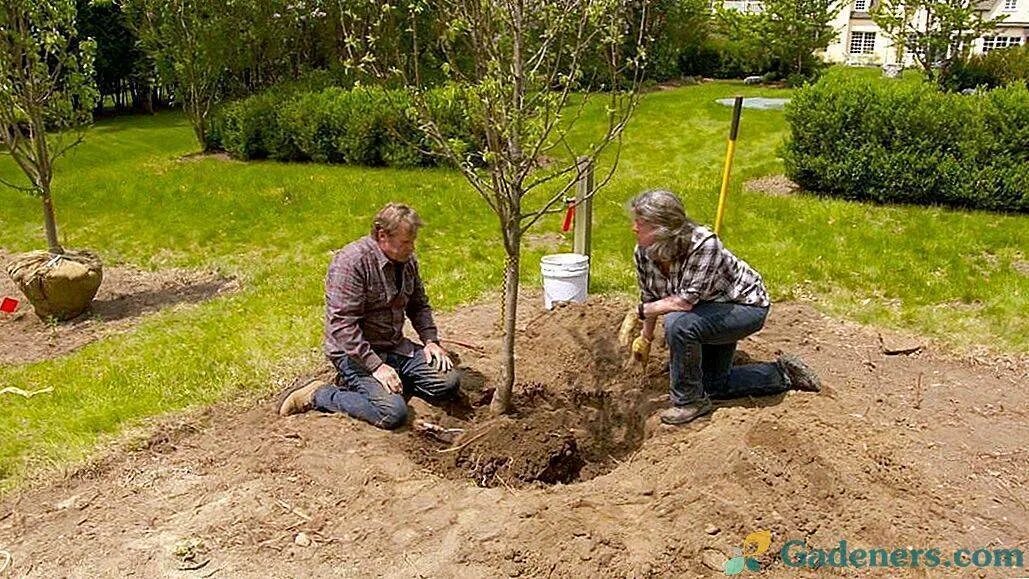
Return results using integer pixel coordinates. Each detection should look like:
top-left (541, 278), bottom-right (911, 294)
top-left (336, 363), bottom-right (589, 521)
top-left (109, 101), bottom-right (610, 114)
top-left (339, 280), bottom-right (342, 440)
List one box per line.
top-left (40, 183), bottom-right (63, 255)
top-left (188, 100), bottom-right (208, 151)
top-left (490, 248), bottom-right (520, 415)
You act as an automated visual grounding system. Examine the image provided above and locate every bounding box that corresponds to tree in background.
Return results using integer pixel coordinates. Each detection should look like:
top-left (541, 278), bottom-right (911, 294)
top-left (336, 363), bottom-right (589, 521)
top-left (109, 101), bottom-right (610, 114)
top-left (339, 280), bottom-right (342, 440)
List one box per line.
top-left (345, 0), bottom-right (652, 414)
top-left (1, 0), bottom-right (104, 320)
top-left (710, 7), bottom-right (774, 77)
top-left (127, 0), bottom-right (344, 147)
top-left (760, 0), bottom-right (842, 80)
top-left (127, 0), bottom-right (231, 148)
top-left (78, 0), bottom-right (161, 113)
top-left (872, 0), bottom-right (1006, 87)
top-left (645, 0), bottom-right (712, 81)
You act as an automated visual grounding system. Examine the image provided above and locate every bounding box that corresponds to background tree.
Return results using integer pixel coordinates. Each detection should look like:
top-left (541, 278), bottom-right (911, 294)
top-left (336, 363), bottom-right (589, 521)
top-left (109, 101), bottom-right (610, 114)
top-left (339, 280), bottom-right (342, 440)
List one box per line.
top-left (760, 0), bottom-right (843, 79)
top-left (127, 0), bottom-right (230, 148)
top-left (872, 0), bottom-right (1006, 86)
top-left (711, 7), bottom-right (775, 77)
top-left (78, 0), bottom-right (161, 113)
top-left (648, 0), bottom-right (712, 80)
top-left (346, 0), bottom-right (652, 414)
top-left (1, 0), bottom-right (105, 321)
top-left (127, 0), bottom-right (342, 147)
top-left (0, 0), bottom-right (98, 254)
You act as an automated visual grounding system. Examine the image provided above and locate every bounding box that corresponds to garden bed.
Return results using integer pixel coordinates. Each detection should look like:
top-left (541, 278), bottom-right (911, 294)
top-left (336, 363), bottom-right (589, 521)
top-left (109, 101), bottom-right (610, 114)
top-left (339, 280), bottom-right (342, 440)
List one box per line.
top-left (0, 250), bottom-right (238, 365)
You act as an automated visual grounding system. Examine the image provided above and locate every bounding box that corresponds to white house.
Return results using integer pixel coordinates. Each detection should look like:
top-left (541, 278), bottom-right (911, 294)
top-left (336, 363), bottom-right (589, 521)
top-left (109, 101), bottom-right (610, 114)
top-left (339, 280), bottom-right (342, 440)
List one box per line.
top-left (824, 0), bottom-right (1027, 64)
top-left (720, 0), bottom-right (1028, 66)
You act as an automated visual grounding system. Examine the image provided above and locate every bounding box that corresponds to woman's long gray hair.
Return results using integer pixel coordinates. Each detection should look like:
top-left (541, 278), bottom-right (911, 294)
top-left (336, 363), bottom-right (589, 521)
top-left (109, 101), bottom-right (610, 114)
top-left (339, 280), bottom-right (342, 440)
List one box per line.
top-left (628, 190), bottom-right (699, 263)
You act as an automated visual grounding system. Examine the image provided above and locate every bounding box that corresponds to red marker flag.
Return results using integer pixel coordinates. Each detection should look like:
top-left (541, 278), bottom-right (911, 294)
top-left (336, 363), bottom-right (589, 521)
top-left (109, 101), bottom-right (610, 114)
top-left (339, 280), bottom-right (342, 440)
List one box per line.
top-left (561, 204), bottom-right (576, 232)
top-left (1, 297), bottom-right (19, 313)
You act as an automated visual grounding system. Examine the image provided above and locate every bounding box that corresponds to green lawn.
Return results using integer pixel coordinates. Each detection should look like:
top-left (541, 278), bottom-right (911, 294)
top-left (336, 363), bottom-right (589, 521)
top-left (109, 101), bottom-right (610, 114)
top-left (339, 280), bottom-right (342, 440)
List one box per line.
top-left (1, 79), bottom-right (1026, 491)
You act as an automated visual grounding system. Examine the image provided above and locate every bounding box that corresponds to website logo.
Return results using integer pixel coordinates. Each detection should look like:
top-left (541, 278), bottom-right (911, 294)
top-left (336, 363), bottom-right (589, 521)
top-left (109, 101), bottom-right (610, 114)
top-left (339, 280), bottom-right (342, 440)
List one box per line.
top-left (724, 530), bottom-right (771, 575)
top-left (720, 530), bottom-right (1023, 573)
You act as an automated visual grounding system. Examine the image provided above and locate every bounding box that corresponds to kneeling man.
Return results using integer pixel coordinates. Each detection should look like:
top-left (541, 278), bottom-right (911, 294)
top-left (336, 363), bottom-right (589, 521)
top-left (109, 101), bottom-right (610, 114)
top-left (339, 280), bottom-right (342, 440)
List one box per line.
top-left (278, 203), bottom-right (460, 428)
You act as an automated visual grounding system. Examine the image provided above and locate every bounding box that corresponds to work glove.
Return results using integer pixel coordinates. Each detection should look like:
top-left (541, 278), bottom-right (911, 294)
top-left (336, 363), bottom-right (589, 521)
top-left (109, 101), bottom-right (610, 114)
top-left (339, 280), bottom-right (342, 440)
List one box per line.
top-left (618, 310), bottom-right (641, 348)
top-left (631, 335), bottom-right (652, 366)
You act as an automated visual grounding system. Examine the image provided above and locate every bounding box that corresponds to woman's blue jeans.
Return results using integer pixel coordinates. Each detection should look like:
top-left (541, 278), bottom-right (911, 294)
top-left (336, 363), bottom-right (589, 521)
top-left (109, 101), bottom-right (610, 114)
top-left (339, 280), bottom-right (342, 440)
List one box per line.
top-left (664, 302), bottom-right (787, 406)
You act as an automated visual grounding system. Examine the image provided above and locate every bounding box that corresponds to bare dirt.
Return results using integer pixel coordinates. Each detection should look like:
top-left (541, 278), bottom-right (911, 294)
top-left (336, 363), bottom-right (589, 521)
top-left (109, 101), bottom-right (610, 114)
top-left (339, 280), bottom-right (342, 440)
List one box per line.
top-left (0, 294), bottom-right (1026, 577)
top-left (0, 250), bottom-right (239, 365)
top-left (745, 175), bottom-right (800, 197)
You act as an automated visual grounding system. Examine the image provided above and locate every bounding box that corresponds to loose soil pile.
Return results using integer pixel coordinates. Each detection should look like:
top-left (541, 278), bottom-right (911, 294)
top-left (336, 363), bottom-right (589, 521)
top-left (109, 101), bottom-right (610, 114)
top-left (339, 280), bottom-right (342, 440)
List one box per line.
top-left (403, 298), bottom-right (665, 488)
top-left (0, 294), bottom-right (1025, 577)
top-left (0, 250), bottom-right (238, 365)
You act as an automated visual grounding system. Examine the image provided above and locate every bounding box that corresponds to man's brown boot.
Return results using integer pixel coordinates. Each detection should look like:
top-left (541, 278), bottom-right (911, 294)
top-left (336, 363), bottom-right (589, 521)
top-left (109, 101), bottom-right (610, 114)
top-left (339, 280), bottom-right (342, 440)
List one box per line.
top-left (277, 377), bottom-right (329, 417)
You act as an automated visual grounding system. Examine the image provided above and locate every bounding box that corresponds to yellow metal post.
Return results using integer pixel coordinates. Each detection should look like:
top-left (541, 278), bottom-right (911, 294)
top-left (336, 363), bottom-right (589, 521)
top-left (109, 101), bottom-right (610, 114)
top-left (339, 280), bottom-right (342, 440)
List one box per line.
top-left (715, 96), bottom-right (744, 236)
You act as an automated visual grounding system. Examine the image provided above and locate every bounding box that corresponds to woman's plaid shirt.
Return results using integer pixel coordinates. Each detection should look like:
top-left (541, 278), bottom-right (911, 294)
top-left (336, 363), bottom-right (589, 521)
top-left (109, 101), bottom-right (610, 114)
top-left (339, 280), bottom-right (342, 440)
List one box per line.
top-left (634, 226), bottom-right (770, 307)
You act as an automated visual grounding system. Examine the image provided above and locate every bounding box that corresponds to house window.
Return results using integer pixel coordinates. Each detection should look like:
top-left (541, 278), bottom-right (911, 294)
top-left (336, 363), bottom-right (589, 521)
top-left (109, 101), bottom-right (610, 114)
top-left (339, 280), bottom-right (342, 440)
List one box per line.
top-left (850, 31), bottom-right (877, 54)
top-left (982, 36), bottom-right (1023, 51)
top-left (1002, 0), bottom-right (1017, 11)
top-left (854, 0), bottom-right (869, 11)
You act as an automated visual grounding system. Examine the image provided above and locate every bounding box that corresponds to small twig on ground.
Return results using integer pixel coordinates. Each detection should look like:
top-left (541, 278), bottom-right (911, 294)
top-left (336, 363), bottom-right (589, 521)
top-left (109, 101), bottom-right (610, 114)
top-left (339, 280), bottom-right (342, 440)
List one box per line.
top-left (517, 309), bottom-right (551, 334)
top-left (436, 427), bottom-right (494, 454)
top-left (274, 500), bottom-right (311, 521)
top-left (996, 478), bottom-right (1027, 511)
top-left (177, 559), bottom-right (210, 571)
top-left (402, 554), bottom-right (428, 579)
top-left (914, 373), bottom-right (923, 409)
top-left (0, 386), bottom-right (53, 398)
top-left (440, 338), bottom-right (485, 353)
top-left (0, 549), bottom-right (11, 574)
top-left (494, 473), bottom-right (519, 495)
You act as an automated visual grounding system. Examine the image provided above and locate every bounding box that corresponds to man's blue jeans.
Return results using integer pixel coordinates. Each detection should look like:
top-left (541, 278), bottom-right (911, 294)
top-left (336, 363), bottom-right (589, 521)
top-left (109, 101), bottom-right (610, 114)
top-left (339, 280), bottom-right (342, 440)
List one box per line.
top-left (313, 348), bottom-right (461, 429)
top-left (665, 302), bottom-right (787, 406)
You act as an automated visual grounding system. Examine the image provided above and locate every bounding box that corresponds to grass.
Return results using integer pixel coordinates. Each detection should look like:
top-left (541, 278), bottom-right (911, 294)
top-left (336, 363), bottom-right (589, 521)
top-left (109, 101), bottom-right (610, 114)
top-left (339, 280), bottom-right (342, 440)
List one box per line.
top-left (1, 76), bottom-right (1026, 491)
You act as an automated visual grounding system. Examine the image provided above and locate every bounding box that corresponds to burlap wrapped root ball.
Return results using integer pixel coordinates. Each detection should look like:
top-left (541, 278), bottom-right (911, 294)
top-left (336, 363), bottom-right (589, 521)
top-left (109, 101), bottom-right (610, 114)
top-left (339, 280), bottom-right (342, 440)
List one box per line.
top-left (6, 250), bottom-right (103, 321)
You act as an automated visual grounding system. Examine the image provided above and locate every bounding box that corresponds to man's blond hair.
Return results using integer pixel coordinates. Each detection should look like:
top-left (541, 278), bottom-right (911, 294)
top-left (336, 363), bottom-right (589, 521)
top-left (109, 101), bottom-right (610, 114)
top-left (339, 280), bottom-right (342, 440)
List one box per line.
top-left (371, 203), bottom-right (423, 237)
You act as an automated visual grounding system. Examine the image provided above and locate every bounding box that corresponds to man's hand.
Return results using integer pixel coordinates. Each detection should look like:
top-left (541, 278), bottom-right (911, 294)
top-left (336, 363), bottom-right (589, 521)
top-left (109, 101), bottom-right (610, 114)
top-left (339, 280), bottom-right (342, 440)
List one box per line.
top-left (373, 364), bottom-right (403, 394)
top-left (424, 342), bottom-right (453, 373)
top-left (631, 335), bottom-right (652, 366)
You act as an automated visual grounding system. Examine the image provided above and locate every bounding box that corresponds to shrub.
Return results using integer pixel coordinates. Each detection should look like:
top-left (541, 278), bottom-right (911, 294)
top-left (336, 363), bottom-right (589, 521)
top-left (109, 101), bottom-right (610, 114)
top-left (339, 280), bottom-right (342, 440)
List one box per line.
top-left (278, 88), bottom-right (347, 163)
top-left (782, 71), bottom-right (1028, 212)
top-left (418, 84), bottom-right (482, 165)
top-left (944, 44), bottom-right (1029, 91)
top-left (208, 83), bottom-right (480, 168)
top-left (210, 87), bottom-right (299, 160)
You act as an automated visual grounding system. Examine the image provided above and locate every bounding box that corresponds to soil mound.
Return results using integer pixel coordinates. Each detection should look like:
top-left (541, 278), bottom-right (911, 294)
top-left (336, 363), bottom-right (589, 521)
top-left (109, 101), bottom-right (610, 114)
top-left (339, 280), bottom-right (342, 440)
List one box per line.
top-left (403, 297), bottom-right (668, 487)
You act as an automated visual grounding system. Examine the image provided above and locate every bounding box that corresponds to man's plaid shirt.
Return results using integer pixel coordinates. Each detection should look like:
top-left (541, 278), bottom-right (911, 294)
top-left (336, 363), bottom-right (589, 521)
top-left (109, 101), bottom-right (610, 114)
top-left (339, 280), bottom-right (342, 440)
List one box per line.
top-left (324, 236), bottom-right (439, 372)
top-left (634, 226), bottom-right (770, 307)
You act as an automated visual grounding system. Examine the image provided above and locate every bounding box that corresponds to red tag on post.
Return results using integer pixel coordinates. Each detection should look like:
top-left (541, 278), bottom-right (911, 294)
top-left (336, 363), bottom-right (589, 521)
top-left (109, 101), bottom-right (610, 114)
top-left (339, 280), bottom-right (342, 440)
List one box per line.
top-left (0, 297), bottom-right (18, 313)
top-left (561, 204), bottom-right (576, 232)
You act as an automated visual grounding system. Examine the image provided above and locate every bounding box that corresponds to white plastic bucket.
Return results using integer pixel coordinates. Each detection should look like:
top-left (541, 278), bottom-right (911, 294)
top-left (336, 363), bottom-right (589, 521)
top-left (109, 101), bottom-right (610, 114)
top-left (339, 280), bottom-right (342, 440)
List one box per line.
top-left (540, 253), bottom-right (589, 309)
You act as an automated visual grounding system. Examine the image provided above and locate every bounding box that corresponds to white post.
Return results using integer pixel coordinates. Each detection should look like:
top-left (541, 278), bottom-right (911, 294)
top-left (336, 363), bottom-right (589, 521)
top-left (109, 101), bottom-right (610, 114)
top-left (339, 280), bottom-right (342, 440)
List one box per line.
top-left (573, 156), bottom-right (593, 258)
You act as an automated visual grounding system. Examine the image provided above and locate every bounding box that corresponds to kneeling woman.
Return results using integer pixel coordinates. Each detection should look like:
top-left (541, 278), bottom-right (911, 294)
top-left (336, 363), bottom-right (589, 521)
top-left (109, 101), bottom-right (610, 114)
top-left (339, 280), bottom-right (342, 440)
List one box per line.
top-left (626, 190), bottom-right (820, 425)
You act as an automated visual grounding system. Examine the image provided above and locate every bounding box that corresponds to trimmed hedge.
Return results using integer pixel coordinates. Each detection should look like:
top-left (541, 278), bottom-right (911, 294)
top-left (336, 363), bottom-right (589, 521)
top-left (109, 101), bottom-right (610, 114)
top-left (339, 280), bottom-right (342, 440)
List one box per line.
top-left (782, 72), bottom-right (1028, 212)
top-left (208, 84), bottom-right (481, 168)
